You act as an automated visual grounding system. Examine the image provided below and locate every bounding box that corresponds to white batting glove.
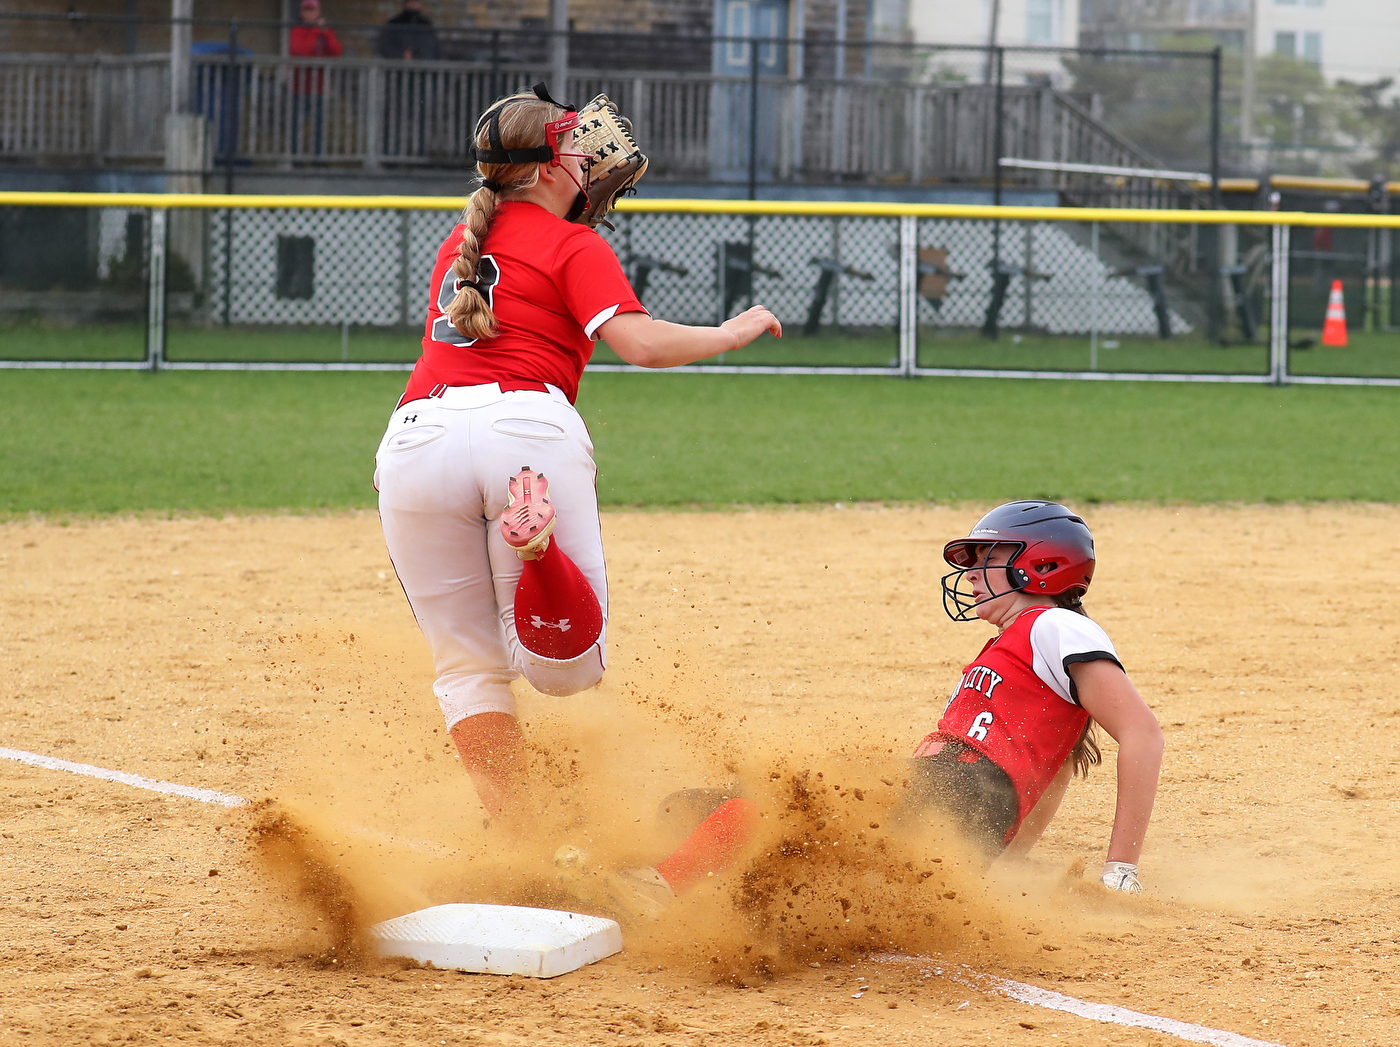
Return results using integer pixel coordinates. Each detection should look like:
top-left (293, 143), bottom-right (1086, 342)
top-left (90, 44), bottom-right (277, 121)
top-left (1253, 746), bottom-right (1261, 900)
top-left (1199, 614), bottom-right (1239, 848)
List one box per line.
top-left (1101, 861), bottom-right (1142, 894)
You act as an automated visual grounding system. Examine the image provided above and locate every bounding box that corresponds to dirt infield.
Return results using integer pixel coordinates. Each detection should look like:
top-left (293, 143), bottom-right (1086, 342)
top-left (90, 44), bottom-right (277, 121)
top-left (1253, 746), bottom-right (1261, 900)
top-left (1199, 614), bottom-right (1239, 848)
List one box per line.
top-left (2, 505), bottom-right (1399, 1047)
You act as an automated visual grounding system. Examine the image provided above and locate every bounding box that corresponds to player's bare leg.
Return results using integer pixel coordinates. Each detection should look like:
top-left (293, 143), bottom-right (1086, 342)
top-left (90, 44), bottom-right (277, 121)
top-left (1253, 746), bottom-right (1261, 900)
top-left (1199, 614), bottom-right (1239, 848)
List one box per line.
top-left (450, 711), bottom-right (526, 821)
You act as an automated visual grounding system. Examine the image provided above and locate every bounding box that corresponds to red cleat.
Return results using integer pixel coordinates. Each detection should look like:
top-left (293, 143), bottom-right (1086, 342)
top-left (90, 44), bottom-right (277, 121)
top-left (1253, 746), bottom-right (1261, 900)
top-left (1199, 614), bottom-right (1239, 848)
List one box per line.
top-left (501, 467), bottom-right (556, 559)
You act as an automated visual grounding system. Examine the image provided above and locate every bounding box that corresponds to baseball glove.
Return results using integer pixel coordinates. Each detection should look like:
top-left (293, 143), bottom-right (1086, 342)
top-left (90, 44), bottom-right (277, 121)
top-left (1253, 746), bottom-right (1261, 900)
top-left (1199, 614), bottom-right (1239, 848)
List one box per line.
top-left (573, 94), bottom-right (648, 230)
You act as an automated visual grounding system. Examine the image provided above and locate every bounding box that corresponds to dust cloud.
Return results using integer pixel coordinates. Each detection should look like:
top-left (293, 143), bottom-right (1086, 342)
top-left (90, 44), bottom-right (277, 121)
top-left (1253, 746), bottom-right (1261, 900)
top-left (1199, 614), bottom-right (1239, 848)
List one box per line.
top-left (246, 624), bottom-right (1063, 979)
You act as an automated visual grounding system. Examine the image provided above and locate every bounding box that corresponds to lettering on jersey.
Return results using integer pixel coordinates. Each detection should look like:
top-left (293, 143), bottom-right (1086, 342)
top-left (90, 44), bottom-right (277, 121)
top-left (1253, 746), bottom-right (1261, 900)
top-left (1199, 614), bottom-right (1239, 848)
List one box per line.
top-left (957, 664), bottom-right (1004, 700)
top-left (967, 710), bottom-right (994, 742)
top-left (431, 254), bottom-right (501, 347)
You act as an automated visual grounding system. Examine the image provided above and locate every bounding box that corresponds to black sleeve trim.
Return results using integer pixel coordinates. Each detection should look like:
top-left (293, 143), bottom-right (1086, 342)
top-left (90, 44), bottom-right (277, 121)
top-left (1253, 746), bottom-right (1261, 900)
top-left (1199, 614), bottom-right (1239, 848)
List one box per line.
top-left (1061, 651), bottom-right (1125, 705)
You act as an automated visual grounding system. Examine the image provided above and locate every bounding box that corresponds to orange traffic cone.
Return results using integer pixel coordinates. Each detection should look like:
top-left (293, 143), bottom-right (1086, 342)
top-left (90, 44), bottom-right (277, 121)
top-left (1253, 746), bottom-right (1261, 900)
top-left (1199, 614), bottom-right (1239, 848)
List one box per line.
top-left (1321, 279), bottom-right (1349, 347)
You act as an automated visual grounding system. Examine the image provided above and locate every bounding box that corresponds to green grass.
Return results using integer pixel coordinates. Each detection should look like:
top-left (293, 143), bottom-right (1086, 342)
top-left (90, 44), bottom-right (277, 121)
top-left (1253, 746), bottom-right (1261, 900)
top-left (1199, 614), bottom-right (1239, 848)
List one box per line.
top-left (166, 324), bottom-right (425, 364)
top-left (0, 322), bottom-right (425, 364)
top-left (593, 331), bottom-right (900, 368)
top-left (8, 321), bottom-right (1399, 377)
top-left (1283, 329), bottom-right (1400, 377)
top-left (2, 370), bottom-right (1400, 514)
top-left (917, 330), bottom-right (1270, 375)
top-left (0, 321), bottom-right (148, 362)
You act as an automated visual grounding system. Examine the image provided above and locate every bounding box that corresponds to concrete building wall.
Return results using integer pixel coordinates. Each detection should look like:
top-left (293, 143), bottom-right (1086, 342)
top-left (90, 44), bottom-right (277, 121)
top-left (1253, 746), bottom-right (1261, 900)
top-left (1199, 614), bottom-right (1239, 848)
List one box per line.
top-left (1081, 0), bottom-right (1397, 88)
top-left (1256, 0), bottom-right (1400, 87)
top-left (4, 0), bottom-right (882, 55)
top-left (909, 0), bottom-right (1082, 84)
top-left (0, 1), bottom-right (285, 54)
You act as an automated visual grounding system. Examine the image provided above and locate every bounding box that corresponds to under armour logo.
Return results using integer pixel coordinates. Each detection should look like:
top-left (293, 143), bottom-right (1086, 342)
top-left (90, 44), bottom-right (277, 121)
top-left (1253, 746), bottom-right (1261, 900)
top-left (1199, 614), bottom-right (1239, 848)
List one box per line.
top-left (529, 616), bottom-right (571, 632)
top-left (403, 414), bottom-right (417, 423)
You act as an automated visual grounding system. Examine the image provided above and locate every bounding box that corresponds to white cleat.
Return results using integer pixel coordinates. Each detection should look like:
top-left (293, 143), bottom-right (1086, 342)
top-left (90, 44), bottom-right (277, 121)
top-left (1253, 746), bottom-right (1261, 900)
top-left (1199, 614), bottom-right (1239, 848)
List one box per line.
top-left (553, 844), bottom-right (675, 924)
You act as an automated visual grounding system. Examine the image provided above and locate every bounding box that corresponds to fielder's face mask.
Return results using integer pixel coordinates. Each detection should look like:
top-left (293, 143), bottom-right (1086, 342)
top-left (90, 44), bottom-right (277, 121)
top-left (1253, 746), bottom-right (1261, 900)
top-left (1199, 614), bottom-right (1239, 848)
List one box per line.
top-left (939, 541), bottom-right (1029, 622)
top-left (473, 83), bottom-right (594, 221)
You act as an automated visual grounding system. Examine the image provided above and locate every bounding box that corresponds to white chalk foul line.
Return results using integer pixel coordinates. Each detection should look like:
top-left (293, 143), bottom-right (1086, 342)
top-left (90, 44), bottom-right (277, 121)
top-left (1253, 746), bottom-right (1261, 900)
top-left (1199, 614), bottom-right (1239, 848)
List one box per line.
top-left (875, 955), bottom-right (1287, 1047)
top-left (0, 746), bottom-right (249, 808)
top-left (0, 745), bottom-right (457, 857)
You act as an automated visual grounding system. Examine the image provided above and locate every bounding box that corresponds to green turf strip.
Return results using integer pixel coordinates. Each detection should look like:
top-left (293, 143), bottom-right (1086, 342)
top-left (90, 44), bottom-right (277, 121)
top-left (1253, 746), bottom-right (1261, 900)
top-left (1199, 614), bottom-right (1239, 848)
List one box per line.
top-left (7, 320), bottom-right (1400, 378)
top-left (0, 370), bottom-right (1396, 514)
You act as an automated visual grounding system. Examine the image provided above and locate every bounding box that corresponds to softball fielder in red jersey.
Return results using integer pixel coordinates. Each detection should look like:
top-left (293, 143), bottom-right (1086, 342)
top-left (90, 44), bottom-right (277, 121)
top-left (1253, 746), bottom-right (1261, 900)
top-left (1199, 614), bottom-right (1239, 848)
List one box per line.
top-left (903, 501), bottom-right (1164, 893)
top-left (375, 87), bottom-right (781, 822)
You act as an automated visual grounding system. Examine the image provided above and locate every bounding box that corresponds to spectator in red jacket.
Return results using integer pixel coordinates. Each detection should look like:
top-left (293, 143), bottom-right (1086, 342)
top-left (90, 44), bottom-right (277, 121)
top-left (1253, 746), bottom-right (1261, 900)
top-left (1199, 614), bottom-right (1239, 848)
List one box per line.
top-left (288, 0), bottom-right (342, 156)
top-left (290, 0), bottom-right (342, 91)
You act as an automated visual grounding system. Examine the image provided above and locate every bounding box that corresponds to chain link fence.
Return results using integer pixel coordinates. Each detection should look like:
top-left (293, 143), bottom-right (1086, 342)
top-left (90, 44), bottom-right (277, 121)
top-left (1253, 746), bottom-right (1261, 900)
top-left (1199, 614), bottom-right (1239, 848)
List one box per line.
top-left (2, 194), bottom-right (1398, 385)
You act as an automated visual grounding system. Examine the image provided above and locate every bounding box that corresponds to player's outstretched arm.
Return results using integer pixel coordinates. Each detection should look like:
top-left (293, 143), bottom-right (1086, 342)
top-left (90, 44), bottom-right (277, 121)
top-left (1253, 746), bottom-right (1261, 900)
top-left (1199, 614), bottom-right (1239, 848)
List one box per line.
top-left (1071, 660), bottom-right (1164, 872)
top-left (598, 305), bottom-right (782, 369)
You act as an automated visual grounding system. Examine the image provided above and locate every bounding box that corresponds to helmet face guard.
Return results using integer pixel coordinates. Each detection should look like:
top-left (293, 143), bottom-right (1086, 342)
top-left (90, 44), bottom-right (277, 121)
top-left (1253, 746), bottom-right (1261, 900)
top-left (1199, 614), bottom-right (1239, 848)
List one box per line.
top-left (940, 541), bottom-right (1028, 622)
top-left (939, 501), bottom-right (1095, 623)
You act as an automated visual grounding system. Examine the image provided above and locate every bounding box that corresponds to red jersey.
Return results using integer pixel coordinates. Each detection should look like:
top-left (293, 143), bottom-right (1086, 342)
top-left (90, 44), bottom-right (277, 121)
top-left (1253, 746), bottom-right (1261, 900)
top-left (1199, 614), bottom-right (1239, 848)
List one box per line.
top-left (400, 201), bottom-right (646, 406)
top-left (289, 24), bottom-right (343, 57)
top-left (921, 606), bottom-right (1122, 834)
top-left (288, 25), bottom-right (342, 94)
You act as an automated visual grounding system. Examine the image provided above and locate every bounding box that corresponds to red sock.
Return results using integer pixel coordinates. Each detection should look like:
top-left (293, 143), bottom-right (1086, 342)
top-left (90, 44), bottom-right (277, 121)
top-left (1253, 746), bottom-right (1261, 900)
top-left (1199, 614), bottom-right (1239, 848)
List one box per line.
top-left (513, 541), bottom-right (603, 660)
top-left (654, 798), bottom-right (758, 893)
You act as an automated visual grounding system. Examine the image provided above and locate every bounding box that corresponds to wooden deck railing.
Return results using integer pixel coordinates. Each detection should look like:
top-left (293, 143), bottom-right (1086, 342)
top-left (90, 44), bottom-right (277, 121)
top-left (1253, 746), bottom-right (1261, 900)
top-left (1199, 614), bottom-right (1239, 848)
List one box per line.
top-left (1, 51), bottom-right (1189, 206)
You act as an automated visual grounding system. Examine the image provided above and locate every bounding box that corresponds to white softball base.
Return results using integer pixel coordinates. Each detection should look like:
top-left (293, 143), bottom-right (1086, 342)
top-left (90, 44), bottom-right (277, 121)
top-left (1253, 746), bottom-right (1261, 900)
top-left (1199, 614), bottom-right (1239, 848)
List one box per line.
top-left (370, 903), bottom-right (623, 978)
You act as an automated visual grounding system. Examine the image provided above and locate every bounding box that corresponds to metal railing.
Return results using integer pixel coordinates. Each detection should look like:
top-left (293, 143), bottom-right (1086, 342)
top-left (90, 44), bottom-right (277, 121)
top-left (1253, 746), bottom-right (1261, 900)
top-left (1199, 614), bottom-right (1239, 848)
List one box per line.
top-left (2, 192), bottom-right (1397, 388)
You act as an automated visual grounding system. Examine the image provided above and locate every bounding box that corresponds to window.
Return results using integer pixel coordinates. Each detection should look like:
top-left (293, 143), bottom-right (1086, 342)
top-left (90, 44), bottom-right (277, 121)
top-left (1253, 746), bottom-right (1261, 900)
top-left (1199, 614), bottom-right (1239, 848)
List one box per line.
top-left (1301, 31), bottom-right (1322, 64)
top-left (715, 0), bottom-right (787, 75)
top-left (1026, 0), bottom-right (1055, 44)
top-left (1274, 31), bottom-right (1296, 58)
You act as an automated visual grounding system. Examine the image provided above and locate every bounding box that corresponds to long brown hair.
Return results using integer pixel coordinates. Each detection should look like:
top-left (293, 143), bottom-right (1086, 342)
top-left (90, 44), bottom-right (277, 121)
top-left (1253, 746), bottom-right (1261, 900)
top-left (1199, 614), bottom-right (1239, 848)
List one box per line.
top-left (1053, 589), bottom-right (1103, 777)
top-left (446, 92), bottom-right (570, 341)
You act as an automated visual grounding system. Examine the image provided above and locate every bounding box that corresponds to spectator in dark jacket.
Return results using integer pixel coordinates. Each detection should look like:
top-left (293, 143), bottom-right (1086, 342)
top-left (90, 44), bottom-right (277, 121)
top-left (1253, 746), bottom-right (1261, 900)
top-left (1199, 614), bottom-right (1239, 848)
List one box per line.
top-left (378, 0), bottom-right (440, 60)
top-left (378, 0), bottom-right (440, 158)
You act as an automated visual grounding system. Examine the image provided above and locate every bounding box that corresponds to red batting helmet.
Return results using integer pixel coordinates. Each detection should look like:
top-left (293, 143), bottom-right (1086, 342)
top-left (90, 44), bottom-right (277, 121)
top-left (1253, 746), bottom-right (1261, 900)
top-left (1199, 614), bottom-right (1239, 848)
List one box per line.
top-left (940, 501), bottom-right (1095, 621)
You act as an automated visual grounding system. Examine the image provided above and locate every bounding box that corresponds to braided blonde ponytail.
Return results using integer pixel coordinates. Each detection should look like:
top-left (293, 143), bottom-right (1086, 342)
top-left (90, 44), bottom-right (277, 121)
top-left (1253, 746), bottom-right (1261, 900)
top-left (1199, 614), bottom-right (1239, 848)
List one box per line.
top-left (446, 92), bottom-right (569, 340)
top-left (446, 186), bottom-right (501, 341)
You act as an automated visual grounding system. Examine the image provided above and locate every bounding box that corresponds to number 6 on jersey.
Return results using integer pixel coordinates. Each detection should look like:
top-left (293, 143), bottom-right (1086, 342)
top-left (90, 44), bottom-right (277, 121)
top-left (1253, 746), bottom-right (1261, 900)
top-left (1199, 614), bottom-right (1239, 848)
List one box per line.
top-left (967, 710), bottom-right (994, 741)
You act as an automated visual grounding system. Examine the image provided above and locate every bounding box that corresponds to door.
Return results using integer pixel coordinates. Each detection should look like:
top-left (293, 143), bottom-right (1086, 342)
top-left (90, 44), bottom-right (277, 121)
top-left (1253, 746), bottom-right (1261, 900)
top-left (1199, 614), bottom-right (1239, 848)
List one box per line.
top-left (711, 0), bottom-right (789, 182)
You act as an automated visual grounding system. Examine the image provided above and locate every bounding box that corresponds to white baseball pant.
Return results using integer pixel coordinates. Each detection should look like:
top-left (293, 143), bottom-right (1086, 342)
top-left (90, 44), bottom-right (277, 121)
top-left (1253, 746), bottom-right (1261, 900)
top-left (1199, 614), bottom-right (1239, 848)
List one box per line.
top-left (375, 383), bottom-right (608, 728)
